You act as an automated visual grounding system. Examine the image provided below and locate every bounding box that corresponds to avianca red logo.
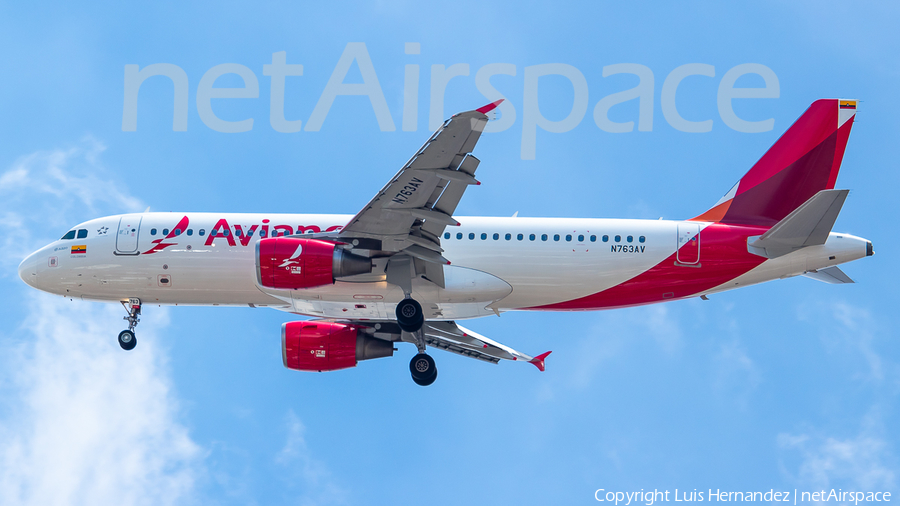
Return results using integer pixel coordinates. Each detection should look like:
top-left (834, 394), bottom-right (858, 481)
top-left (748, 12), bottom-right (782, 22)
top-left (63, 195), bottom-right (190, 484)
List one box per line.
top-left (140, 216), bottom-right (343, 254)
top-left (142, 216), bottom-right (189, 255)
top-left (202, 218), bottom-right (343, 247)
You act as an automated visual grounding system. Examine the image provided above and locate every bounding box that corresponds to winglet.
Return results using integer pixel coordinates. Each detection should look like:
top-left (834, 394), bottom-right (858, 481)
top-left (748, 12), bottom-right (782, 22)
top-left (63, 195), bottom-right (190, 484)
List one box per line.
top-left (529, 351), bottom-right (552, 372)
top-left (476, 99), bottom-right (504, 114)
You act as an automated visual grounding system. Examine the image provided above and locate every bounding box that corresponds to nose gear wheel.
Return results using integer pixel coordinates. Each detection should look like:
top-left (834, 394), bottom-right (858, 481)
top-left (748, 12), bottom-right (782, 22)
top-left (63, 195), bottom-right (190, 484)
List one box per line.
top-left (118, 298), bottom-right (141, 351)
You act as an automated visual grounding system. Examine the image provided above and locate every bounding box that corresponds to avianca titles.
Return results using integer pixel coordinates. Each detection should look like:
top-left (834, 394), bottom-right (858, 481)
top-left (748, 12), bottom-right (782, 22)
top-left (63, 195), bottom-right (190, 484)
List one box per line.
top-left (18, 98), bottom-right (872, 386)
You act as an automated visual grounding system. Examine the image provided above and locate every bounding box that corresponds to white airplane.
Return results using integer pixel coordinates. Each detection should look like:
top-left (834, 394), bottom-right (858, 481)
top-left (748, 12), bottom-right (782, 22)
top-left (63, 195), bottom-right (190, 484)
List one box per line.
top-left (18, 99), bottom-right (872, 386)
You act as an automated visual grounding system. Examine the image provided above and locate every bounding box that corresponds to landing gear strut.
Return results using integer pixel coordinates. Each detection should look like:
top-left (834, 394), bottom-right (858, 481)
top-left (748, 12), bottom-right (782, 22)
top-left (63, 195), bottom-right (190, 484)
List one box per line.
top-left (406, 321), bottom-right (437, 386)
top-left (118, 298), bottom-right (141, 351)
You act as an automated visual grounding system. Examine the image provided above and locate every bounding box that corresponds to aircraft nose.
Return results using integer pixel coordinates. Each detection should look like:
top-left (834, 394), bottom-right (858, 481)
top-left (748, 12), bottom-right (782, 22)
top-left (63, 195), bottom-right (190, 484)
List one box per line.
top-left (18, 251), bottom-right (40, 288)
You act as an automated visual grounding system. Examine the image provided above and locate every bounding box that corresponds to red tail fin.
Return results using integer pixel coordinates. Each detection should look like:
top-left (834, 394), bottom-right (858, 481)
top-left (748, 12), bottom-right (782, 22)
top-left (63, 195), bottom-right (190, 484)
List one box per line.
top-left (692, 99), bottom-right (856, 226)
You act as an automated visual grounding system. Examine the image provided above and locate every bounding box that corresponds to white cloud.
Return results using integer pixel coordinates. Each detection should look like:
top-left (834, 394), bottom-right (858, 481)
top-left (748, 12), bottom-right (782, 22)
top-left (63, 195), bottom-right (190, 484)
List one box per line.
top-left (275, 410), bottom-right (347, 506)
top-left (780, 301), bottom-right (899, 494)
top-left (569, 304), bottom-right (684, 388)
top-left (797, 300), bottom-right (888, 383)
top-left (0, 137), bottom-right (143, 275)
top-left (0, 141), bottom-right (202, 505)
top-left (778, 412), bottom-right (897, 491)
top-left (0, 294), bottom-right (201, 506)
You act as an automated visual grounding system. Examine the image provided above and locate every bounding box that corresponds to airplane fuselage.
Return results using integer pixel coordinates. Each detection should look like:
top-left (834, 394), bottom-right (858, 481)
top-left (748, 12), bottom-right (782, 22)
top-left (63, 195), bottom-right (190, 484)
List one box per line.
top-left (19, 212), bottom-right (870, 321)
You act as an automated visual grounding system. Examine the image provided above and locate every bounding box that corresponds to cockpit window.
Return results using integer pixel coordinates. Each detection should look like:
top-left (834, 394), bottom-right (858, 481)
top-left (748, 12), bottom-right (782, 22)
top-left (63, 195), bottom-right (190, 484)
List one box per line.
top-left (61, 230), bottom-right (76, 240)
top-left (76, 229), bottom-right (88, 239)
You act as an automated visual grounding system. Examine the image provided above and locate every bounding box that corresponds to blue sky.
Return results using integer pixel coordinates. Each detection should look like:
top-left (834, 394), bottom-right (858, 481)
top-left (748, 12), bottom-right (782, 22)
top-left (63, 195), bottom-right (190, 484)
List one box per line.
top-left (0, 1), bottom-right (898, 505)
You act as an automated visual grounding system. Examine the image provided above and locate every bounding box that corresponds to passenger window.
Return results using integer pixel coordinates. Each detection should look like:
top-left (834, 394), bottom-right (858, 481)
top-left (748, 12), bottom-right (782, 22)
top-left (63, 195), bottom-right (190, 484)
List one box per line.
top-left (493, 233), bottom-right (499, 240)
top-left (639, 236), bottom-right (646, 243)
top-left (578, 234), bottom-right (584, 242)
top-left (468, 233), bottom-right (475, 240)
top-left (199, 229), bottom-right (206, 236)
top-left (174, 229), bottom-right (182, 236)
top-left (505, 233), bottom-right (511, 240)
top-left (444, 233), bottom-right (450, 239)
top-left (187, 229), bottom-right (193, 236)
top-left (590, 235), bottom-right (596, 242)
top-left (566, 235), bottom-right (572, 242)
top-left (235, 229), bottom-right (242, 237)
top-left (248, 230), bottom-right (253, 237)
top-left (260, 230), bottom-right (266, 237)
top-left (163, 229), bottom-right (169, 236)
top-left (211, 230), bottom-right (217, 236)
top-left (481, 233), bottom-right (487, 240)
top-left (529, 234), bottom-right (535, 241)
top-left (602, 235), bottom-right (609, 242)
top-left (554, 234), bottom-right (560, 241)
top-left (77, 229), bottom-right (88, 239)
top-left (627, 235), bottom-right (633, 243)
top-left (515, 233), bottom-right (521, 241)
top-left (615, 235), bottom-right (621, 242)
top-left (150, 228), bottom-right (157, 236)
top-left (61, 230), bottom-right (76, 240)
top-left (457, 233), bottom-right (463, 239)
top-left (541, 234), bottom-right (548, 241)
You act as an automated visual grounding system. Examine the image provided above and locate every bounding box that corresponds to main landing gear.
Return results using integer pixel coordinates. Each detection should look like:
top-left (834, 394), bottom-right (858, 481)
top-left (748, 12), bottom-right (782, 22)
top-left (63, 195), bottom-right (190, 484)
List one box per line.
top-left (118, 298), bottom-right (141, 351)
top-left (395, 298), bottom-right (424, 332)
top-left (397, 298), bottom-right (436, 386)
top-left (409, 352), bottom-right (437, 386)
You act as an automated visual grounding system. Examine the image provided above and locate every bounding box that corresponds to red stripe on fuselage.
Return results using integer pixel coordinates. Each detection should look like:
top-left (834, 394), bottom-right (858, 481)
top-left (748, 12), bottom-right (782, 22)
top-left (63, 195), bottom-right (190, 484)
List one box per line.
top-left (529, 223), bottom-right (768, 310)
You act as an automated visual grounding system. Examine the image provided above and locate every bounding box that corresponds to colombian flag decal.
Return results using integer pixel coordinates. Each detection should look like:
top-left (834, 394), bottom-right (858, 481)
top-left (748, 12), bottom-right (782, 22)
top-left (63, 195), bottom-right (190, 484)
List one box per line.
top-left (71, 245), bottom-right (87, 254)
top-left (839, 100), bottom-right (857, 109)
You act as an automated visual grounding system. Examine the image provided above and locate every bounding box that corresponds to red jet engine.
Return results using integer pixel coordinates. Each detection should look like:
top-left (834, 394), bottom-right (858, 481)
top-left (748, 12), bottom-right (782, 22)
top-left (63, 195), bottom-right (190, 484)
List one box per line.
top-left (257, 237), bottom-right (372, 290)
top-left (282, 321), bottom-right (395, 372)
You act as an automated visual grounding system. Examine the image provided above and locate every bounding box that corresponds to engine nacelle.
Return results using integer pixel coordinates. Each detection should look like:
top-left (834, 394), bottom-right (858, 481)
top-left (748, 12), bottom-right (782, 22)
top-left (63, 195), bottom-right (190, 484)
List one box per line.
top-left (256, 237), bottom-right (372, 290)
top-left (281, 321), bottom-right (395, 372)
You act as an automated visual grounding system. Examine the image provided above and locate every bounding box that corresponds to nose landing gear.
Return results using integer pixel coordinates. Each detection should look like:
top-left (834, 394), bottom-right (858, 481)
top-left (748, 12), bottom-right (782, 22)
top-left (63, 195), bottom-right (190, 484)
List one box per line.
top-left (118, 298), bottom-right (141, 351)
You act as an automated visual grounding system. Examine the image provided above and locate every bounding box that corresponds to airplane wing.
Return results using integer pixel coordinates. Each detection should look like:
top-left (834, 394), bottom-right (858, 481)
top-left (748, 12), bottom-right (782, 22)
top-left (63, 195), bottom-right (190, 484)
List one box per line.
top-left (336, 100), bottom-right (503, 260)
top-left (340, 319), bottom-right (551, 371)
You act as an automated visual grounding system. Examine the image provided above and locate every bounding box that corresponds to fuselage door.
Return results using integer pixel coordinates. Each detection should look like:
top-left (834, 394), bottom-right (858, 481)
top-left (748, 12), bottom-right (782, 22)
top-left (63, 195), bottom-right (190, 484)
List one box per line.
top-left (116, 215), bottom-right (142, 254)
top-left (676, 222), bottom-right (700, 265)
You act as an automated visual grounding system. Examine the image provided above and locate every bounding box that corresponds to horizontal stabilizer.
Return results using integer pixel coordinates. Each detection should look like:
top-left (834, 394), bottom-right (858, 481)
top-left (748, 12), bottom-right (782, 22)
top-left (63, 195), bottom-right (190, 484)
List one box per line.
top-left (803, 266), bottom-right (855, 284)
top-left (748, 189), bottom-right (849, 258)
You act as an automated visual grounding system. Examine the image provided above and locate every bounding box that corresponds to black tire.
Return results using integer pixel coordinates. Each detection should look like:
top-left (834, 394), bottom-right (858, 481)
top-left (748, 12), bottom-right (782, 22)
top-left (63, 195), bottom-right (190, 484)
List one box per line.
top-left (396, 298), bottom-right (424, 332)
top-left (118, 330), bottom-right (137, 351)
top-left (412, 368), bottom-right (437, 386)
top-left (409, 353), bottom-right (437, 385)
